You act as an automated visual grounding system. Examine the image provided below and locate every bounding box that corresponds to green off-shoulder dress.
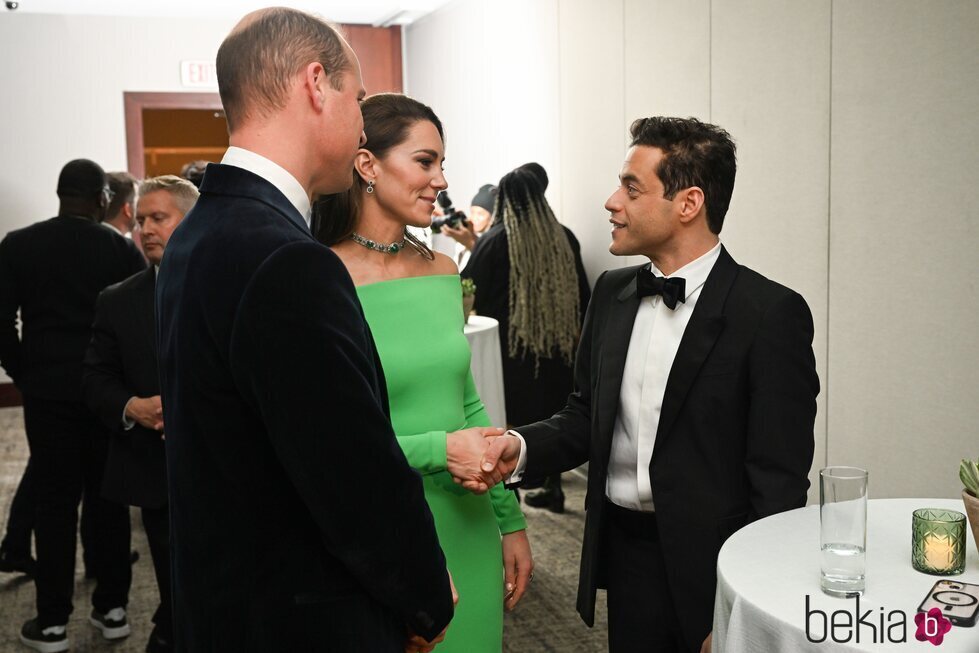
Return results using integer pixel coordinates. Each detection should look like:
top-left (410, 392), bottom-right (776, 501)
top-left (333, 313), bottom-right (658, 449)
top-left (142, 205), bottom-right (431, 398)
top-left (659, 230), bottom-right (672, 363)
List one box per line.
top-left (357, 274), bottom-right (526, 652)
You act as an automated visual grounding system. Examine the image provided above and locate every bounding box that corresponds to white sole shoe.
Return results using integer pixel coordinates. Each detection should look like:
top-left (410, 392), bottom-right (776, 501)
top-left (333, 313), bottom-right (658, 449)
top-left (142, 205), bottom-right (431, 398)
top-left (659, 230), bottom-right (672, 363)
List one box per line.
top-left (18, 632), bottom-right (69, 653)
top-left (89, 614), bottom-right (131, 640)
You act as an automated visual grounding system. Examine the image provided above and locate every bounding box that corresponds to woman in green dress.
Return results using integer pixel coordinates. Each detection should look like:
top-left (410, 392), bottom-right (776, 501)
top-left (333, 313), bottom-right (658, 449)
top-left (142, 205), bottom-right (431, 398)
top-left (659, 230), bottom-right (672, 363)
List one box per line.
top-left (315, 93), bottom-right (532, 652)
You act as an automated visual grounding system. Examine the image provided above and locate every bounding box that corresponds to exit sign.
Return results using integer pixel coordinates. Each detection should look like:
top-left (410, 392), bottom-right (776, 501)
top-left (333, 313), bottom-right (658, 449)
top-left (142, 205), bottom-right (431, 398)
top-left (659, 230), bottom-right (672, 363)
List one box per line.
top-left (181, 61), bottom-right (217, 88)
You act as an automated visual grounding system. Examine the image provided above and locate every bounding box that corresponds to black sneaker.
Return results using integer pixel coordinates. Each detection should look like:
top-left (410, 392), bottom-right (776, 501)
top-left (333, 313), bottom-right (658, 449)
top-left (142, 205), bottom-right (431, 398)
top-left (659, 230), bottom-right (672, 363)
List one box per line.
top-left (89, 607), bottom-right (131, 640)
top-left (19, 618), bottom-right (68, 653)
top-left (0, 548), bottom-right (37, 577)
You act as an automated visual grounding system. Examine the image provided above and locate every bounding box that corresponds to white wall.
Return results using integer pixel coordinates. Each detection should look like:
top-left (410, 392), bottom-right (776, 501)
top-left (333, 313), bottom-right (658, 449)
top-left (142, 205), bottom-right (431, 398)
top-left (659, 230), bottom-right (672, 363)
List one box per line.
top-left (0, 13), bottom-right (235, 383)
top-left (0, 13), bottom-right (233, 225)
top-left (406, 0), bottom-right (979, 501)
top-left (827, 0), bottom-right (979, 499)
top-left (405, 0), bottom-right (562, 235)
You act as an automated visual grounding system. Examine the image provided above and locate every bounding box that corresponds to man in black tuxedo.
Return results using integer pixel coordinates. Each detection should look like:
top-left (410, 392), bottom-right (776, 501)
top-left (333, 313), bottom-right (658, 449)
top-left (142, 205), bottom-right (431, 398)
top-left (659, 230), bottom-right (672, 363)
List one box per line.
top-left (83, 175), bottom-right (199, 653)
top-left (156, 9), bottom-right (472, 652)
top-left (0, 159), bottom-right (146, 652)
top-left (482, 117), bottom-right (819, 652)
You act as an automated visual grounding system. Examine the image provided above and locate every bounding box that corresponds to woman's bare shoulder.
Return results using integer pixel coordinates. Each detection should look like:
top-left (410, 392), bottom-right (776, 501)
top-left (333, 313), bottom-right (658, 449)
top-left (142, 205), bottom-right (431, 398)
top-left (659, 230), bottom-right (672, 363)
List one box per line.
top-left (429, 251), bottom-right (459, 276)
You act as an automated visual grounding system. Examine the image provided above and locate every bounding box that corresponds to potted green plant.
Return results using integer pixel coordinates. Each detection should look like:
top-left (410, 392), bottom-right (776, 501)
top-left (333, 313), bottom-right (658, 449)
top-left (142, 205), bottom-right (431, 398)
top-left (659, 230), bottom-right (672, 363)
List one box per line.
top-left (960, 457), bottom-right (979, 557)
top-left (461, 278), bottom-right (476, 323)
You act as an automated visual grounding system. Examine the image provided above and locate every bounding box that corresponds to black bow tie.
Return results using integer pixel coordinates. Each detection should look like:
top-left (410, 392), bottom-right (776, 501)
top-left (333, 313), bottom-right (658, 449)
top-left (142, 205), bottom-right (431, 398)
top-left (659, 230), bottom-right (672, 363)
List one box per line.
top-left (636, 267), bottom-right (686, 309)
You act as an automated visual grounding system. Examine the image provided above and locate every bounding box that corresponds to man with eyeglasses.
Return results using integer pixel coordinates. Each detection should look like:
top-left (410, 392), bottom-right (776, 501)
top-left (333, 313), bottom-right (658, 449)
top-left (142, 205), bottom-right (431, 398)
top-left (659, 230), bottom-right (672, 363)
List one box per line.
top-left (0, 159), bottom-right (145, 653)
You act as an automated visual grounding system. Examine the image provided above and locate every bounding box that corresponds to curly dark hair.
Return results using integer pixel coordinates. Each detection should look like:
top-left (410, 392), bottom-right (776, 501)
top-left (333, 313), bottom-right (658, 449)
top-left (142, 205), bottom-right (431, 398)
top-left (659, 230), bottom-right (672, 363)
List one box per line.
top-left (629, 117), bottom-right (737, 234)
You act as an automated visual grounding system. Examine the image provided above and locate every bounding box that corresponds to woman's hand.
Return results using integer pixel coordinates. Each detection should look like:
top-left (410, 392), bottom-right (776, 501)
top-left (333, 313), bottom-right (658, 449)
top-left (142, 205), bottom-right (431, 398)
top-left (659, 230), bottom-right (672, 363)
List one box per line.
top-left (501, 529), bottom-right (534, 611)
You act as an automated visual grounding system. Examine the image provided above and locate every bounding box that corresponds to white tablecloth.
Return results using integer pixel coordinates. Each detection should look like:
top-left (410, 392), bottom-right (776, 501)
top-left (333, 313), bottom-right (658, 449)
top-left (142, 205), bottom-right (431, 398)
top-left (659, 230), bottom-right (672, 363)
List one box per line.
top-left (714, 498), bottom-right (979, 652)
top-left (464, 315), bottom-right (507, 428)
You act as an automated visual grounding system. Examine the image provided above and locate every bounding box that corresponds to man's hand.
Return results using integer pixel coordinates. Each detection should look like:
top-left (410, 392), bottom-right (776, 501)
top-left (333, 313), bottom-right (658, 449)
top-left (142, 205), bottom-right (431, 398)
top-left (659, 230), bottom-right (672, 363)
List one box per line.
top-left (404, 572), bottom-right (458, 652)
top-left (442, 221), bottom-right (477, 251)
top-left (457, 434), bottom-right (522, 493)
top-left (125, 395), bottom-right (163, 431)
top-left (446, 427), bottom-right (506, 494)
top-left (405, 630), bottom-right (442, 653)
top-left (700, 631), bottom-right (712, 653)
top-left (502, 529), bottom-right (534, 611)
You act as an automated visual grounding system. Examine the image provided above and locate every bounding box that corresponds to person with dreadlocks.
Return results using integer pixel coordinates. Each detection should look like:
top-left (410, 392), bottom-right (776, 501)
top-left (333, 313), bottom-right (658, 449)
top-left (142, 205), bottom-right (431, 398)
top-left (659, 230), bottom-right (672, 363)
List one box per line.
top-left (316, 92), bottom-right (532, 653)
top-left (461, 163), bottom-right (591, 513)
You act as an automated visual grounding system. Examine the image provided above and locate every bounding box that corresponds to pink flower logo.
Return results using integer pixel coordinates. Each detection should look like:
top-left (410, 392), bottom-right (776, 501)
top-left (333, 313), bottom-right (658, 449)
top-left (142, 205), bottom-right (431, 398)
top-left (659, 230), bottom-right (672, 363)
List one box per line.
top-left (914, 608), bottom-right (952, 646)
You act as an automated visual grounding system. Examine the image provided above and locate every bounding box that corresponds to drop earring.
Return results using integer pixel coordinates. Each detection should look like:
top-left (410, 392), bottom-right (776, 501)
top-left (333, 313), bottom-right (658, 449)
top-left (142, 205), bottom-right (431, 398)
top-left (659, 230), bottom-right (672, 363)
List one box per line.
top-left (366, 180), bottom-right (375, 194)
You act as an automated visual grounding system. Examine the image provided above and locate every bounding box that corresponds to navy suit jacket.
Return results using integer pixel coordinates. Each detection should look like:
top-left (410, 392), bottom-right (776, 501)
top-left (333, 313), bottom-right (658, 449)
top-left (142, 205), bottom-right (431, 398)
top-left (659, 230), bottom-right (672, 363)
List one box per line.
top-left (83, 267), bottom-right (167, 508)
top-left (517, 247), bottom-right (818, 650)
top-left (156, 163), bottom-right (453, 651)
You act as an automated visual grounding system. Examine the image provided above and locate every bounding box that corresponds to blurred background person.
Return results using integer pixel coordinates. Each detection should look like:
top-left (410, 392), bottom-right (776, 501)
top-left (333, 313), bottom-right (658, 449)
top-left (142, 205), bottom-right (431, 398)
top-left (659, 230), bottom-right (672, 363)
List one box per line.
top-left (0, 159), bottom-right (144, 652)
top-left (462, 162), bottom-right (590, 513)
top-left (316, 92), bottom-right (532, 652)
top-left (177, 160), bottom-right (209, 189)
top-left (83, 175), bottom-right (199, 653)
top-left (101, 172), bottom-right (138, 239)
top-left (442, 183), bottom-right (497, 267)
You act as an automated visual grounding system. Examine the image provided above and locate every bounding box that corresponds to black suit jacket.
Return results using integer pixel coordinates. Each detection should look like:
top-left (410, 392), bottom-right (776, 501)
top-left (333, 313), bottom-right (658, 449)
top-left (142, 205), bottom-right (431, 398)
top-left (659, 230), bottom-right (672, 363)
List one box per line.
top-left (156, 163), bottom-right (453, 652)
top-left (0, 216), bottom-right (146, 399)
top-left (518, 247), bottom-right (818, 649)
top-left (82, 267), bottom-right (166, 508)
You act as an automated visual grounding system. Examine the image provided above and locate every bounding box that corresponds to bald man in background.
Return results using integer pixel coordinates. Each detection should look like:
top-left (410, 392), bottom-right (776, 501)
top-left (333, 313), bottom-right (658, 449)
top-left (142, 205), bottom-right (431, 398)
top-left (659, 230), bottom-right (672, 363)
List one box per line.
top-left (0, 159), bottom-right (145, 652)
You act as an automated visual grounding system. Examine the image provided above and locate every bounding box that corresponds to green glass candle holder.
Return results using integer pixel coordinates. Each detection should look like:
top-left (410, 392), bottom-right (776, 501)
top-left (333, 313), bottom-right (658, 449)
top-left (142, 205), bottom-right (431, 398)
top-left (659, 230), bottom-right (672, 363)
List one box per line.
top-left (912, 509), bottom-right (966, 575)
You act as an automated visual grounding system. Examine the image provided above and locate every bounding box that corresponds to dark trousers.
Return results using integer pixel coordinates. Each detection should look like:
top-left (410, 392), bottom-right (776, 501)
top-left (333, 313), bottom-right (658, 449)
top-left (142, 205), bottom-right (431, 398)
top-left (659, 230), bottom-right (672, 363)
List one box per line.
top-left (1, 457), bottom-right (35, 556)
top-left (22, 396), bottom-right (132, 627)
top-left (605, 503), bottom-right (693, 653)
top-left (142, 505), bottom-right (172, 637)
top-left (2, 458), bottom-right (99, 565)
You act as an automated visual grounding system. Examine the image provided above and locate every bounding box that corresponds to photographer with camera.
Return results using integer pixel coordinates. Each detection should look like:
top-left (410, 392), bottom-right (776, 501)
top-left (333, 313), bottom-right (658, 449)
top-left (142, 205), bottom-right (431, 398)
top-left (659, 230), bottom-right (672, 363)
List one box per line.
top-left (438, 184), bottom-right (496, 266)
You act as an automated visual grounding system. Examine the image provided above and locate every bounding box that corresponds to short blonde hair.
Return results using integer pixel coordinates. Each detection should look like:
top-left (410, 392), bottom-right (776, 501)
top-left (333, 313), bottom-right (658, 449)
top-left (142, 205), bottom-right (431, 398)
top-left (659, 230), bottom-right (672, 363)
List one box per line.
top-left (138, 175), bottom-right (200, 216)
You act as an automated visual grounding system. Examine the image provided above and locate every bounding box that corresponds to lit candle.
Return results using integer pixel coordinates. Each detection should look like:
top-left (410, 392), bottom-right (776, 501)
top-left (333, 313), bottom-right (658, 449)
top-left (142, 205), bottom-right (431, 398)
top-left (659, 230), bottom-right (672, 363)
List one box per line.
top-left (922, 533), bottom-right (954, 571)
top-left (911, 508), bottom-right (966, 575)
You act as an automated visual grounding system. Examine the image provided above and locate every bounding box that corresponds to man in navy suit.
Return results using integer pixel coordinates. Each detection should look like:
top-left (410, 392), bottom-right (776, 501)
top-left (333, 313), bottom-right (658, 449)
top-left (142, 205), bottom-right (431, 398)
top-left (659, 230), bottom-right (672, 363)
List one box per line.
top-left (482, 117), bottom-right (819, 652)
top-left (156, 9), bottom-right (462, 652)
top-left (83, 175), bottom-right (200, 653)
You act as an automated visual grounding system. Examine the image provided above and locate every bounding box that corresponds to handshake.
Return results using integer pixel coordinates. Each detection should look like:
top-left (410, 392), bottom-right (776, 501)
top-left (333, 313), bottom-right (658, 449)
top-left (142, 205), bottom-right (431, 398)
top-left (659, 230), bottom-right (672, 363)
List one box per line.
top-left (446, 427), bottom-right (522, 493)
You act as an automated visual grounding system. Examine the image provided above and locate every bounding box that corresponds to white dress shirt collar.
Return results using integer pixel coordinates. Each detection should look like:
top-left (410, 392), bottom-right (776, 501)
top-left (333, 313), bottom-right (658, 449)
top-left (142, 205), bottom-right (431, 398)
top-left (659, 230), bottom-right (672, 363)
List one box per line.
top-left (101, 221), bottom-right (123, 236)
top-left (649, 241), bottom-right (722, 301)
top-left (221, 146), bottom-right (312, 228)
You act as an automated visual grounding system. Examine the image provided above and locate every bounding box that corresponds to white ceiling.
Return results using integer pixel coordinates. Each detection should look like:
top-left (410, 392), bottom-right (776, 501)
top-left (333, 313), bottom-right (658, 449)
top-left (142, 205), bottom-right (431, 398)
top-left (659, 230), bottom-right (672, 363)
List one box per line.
top-left (1, 0), bottom-right (452, 25)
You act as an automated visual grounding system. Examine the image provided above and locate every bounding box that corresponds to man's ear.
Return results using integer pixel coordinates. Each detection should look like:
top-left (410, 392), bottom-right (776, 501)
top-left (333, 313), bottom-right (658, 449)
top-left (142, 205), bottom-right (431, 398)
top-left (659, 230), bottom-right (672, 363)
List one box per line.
top-left (304, 61), bottom-right (328, 110)
top-left (354, 150), bottom-right (376, 184)
top-left (677, 187), bottom-right (705, 224)
top-left (123, 202), bottom-right (134, 220)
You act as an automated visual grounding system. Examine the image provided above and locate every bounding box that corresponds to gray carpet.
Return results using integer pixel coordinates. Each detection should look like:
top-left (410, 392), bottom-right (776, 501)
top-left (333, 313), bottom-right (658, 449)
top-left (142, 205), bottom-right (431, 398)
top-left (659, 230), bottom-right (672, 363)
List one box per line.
top-left (0, 406), bottom-right (608, 652)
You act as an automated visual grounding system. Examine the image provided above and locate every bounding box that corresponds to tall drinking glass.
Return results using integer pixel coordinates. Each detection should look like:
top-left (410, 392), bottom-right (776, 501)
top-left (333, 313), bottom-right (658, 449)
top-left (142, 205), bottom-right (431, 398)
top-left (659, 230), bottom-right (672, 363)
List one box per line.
top-left (820, 466), bottom-right (868, 597)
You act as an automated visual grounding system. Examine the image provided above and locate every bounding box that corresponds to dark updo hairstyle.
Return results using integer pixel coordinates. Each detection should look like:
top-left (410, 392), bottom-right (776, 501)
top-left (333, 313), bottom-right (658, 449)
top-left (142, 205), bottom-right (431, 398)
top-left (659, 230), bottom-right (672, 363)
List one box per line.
top-left (314, 93), bottom-right (444, 259)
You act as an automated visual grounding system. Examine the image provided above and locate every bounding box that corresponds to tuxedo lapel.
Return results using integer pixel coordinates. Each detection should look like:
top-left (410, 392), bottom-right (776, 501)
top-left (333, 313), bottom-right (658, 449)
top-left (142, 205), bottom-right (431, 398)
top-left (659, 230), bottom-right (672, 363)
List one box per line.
top-left (595, 271), bottom-right (642, 457)
top-left (653, 247), bottom-right (738, 449)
